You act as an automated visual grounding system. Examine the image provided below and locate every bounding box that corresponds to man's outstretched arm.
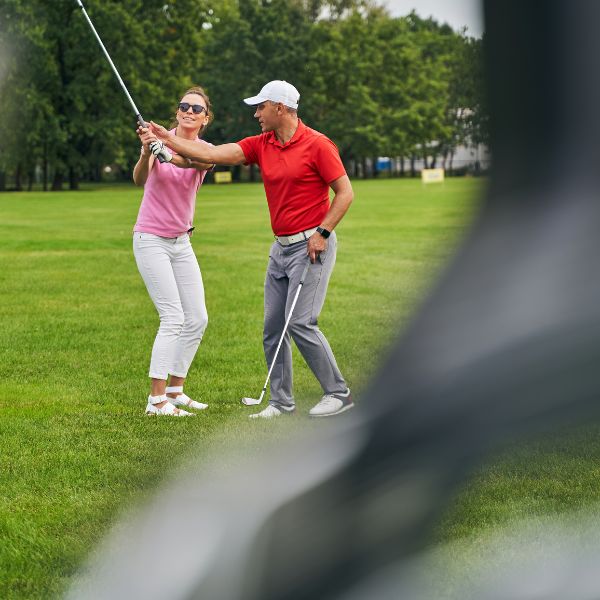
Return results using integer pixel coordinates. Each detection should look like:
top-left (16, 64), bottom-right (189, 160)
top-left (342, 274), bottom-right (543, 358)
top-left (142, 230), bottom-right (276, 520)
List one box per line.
top-left (149, 121), bottom-right (246, 165)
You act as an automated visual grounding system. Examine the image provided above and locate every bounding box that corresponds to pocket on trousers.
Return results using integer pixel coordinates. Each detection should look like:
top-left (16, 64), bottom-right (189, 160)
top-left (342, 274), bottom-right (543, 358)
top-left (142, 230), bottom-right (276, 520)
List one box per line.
top-left (135, 232), bottom-right (162, 241)
top-left (318, 235), bottom-right (336, 265)
top-left (267, 252), bottom-right (286, 279)
top-left (134, 232), bottom-right (153, 246)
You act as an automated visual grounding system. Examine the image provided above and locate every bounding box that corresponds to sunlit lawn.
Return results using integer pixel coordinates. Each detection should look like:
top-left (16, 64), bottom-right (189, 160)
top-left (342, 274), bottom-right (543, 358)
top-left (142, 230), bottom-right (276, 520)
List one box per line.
top-left (0, 178), bottom-right (483, 598)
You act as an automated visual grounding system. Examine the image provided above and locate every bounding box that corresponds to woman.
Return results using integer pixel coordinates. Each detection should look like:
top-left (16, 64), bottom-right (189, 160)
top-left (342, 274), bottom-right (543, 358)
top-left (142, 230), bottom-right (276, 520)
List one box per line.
top-left (133, 86), bottom-right (214, 416)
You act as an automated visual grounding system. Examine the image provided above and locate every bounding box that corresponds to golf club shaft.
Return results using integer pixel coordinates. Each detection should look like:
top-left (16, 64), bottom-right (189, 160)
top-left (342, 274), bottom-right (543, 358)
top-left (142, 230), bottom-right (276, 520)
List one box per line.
top-left (260, 262), bottom-right (311, 393)
top-left (75, 0), bottom-right (147, 127)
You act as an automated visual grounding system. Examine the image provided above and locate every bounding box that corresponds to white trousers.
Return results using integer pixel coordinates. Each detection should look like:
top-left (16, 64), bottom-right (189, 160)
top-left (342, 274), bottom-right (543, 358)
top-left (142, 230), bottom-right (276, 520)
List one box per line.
top-left (133, 232), bottom-right (208, 380)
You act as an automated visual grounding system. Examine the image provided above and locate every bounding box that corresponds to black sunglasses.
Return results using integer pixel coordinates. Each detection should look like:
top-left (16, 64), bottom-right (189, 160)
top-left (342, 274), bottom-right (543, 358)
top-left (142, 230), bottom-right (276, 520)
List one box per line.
top-left (178, 102), bottom-right (207, 114)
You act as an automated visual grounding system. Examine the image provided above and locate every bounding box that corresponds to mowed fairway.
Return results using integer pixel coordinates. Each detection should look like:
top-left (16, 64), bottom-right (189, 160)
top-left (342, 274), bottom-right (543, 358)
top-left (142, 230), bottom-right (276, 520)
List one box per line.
top-left (0, 178), bottom-right (480, 597)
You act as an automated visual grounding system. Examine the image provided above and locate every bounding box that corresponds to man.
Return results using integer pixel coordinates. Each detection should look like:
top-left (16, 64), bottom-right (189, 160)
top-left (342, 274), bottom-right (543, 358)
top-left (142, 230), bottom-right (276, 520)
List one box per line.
top-left (148, 80), bottom-right (354, 418)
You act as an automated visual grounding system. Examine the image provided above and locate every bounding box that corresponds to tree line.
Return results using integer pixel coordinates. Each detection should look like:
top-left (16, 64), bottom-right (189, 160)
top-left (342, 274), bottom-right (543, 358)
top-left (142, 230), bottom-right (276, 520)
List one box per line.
top-left (0, 0), bottom-right (488, 191)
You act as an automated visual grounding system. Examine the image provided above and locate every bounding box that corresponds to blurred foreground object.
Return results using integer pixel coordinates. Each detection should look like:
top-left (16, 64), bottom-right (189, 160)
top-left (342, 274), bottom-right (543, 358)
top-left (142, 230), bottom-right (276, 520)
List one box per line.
top-left (68, 1), bottom-right (600, 598)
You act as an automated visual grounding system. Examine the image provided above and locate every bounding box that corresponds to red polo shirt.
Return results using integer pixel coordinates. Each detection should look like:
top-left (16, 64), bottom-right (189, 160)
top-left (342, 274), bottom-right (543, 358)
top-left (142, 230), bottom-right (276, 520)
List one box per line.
top-left (237, 120), bottom-right (346, 236)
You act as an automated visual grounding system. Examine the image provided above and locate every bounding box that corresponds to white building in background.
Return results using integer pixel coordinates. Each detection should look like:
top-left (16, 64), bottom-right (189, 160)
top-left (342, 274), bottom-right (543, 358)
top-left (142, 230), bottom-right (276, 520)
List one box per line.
top-left (371, 142), bottom-right (491, 178)
top-left (406, 143), bottom-right (491, 174)
top-left (450, 143), bottom-right (491, 172)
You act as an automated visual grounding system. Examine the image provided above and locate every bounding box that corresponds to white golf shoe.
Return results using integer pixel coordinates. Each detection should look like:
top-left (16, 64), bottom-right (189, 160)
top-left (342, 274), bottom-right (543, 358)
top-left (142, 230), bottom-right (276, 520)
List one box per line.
top-left (146, 395), bottom-right (196, 417)
top-left (309, 389), bottom-right (354, 417)
top-left (249, 404), bottom-right (294, 419)
top-left (169, 392), bottom-right (208, 410)
top-left (145, 399), bottom-right (195, 417)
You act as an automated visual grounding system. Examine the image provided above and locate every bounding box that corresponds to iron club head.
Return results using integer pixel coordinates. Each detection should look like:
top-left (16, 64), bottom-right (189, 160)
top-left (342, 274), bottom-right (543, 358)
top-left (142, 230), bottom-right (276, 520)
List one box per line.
top-left (241, 397), bottom-right (262, 406)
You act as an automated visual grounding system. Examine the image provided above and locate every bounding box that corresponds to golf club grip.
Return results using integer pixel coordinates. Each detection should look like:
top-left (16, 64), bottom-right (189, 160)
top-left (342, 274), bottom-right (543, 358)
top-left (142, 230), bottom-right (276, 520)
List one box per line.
top-left (300, 262), bottom-right (310, 284)
top-left (136, 115), bottom-right (166, 163)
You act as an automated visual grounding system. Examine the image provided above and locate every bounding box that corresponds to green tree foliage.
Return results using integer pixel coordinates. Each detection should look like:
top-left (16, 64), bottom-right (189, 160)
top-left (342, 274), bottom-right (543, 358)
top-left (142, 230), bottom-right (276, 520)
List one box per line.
top-left (463, 35), bottom-right (489, 148)
top-left (199, 0), bottom-right (313, 144)
top-left (0, 0), bottom-right (487, 188)
top-left (0, 0), bottom-right (212, 190)
top-left (304, 9), bottom-right (385, 167)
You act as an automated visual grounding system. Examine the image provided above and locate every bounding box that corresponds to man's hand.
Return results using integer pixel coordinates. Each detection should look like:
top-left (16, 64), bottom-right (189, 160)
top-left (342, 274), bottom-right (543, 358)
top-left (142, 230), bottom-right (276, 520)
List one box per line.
top-left (149, 121), bottom-right (171, 142)
top-left (307, 232), bottom-right (328, 264)
top-left (136, 126), bottom-right (156, 156)
top-left (148, 140), bottom-right (172, 163)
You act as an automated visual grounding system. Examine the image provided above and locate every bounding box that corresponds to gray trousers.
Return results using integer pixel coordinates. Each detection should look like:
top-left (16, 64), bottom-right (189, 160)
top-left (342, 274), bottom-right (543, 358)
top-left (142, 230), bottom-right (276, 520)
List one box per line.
top-left (264, 232), bottom-right (347, 409)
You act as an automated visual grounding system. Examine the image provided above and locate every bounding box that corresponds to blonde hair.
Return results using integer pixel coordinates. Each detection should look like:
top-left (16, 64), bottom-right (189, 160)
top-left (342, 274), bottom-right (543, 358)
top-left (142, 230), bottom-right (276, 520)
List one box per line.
top-left (171, 86), bottom-right (214, 138)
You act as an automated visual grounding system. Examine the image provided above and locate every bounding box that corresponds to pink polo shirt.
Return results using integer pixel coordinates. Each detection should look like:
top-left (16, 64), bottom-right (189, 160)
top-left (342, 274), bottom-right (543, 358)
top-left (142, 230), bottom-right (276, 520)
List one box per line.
top-left (134, 133), bottom-right (211, 237)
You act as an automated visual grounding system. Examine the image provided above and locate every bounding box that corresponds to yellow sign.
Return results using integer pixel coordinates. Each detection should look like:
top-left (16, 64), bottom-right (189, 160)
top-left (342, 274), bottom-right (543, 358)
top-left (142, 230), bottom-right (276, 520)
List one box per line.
top-left (214, 171), bottom-right (232, 184)
top-left (421, 168), bottom-right (445, 184)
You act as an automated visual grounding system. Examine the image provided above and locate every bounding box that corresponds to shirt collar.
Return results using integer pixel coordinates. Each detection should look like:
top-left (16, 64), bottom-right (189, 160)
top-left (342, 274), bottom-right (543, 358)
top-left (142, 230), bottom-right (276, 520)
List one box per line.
top-left (267, 119), bottom-right (306, 147)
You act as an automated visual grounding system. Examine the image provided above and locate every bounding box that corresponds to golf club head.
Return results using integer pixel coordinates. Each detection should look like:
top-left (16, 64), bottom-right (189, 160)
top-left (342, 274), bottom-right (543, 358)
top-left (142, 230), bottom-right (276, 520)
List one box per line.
top-left (241, 397), bottom-right (262, 406)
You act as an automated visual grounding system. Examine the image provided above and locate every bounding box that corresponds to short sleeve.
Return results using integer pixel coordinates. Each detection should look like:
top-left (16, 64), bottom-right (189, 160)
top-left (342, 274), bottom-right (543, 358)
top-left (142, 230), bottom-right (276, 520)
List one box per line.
top-left (314, 136), bottom-right (347, 184)
top-left (237, 135), bottom-right (262, 165)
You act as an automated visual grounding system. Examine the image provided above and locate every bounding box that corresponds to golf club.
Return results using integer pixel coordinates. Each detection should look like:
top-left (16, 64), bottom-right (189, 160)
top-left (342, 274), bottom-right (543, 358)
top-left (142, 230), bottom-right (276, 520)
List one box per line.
top-left (75, 0), bottom-right (170, 163)
top-left (241, 261), bottom-right (311, 406)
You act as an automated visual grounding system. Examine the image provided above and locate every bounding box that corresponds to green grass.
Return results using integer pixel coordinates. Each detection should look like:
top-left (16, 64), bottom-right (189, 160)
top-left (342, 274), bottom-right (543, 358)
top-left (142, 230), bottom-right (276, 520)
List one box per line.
top-left (439, 426), bottom-right (600, 540)
top-left (0, 177), bottom-right (483, 597)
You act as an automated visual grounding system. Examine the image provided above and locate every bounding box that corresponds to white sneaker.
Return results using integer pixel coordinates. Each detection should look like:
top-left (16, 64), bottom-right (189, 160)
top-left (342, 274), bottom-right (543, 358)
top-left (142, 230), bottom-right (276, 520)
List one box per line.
top-left (249, 404), bottom-right (294, 419)
top-left (309, 390), bottom-right (354, 417)
top-left (169, 393), bottom-right (208, 410)
top-left (145, 401), bottom-right (195, 417)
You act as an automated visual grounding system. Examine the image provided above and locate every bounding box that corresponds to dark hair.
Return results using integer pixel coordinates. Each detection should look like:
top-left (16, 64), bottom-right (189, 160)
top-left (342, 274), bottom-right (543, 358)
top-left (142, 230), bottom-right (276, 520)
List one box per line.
top-left (268, 100), bottom-right (297, 116)
top-left (170, 86), bottom-right (214, 138)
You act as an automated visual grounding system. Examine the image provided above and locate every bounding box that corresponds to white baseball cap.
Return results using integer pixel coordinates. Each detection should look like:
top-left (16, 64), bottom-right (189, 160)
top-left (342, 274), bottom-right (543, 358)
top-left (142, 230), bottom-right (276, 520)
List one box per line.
top-left (243, 80), bottom-right (300, 109)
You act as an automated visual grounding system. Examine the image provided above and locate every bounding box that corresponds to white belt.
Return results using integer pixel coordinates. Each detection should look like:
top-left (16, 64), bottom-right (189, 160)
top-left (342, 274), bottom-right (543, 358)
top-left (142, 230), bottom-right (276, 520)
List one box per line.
top-left (276, 227), bottom-right (318, 246)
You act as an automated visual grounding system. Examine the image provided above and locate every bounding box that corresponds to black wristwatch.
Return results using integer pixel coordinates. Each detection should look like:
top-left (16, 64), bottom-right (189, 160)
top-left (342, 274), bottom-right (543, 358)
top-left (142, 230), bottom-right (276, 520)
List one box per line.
top-left (316, 226), bottom-right (331, 239)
